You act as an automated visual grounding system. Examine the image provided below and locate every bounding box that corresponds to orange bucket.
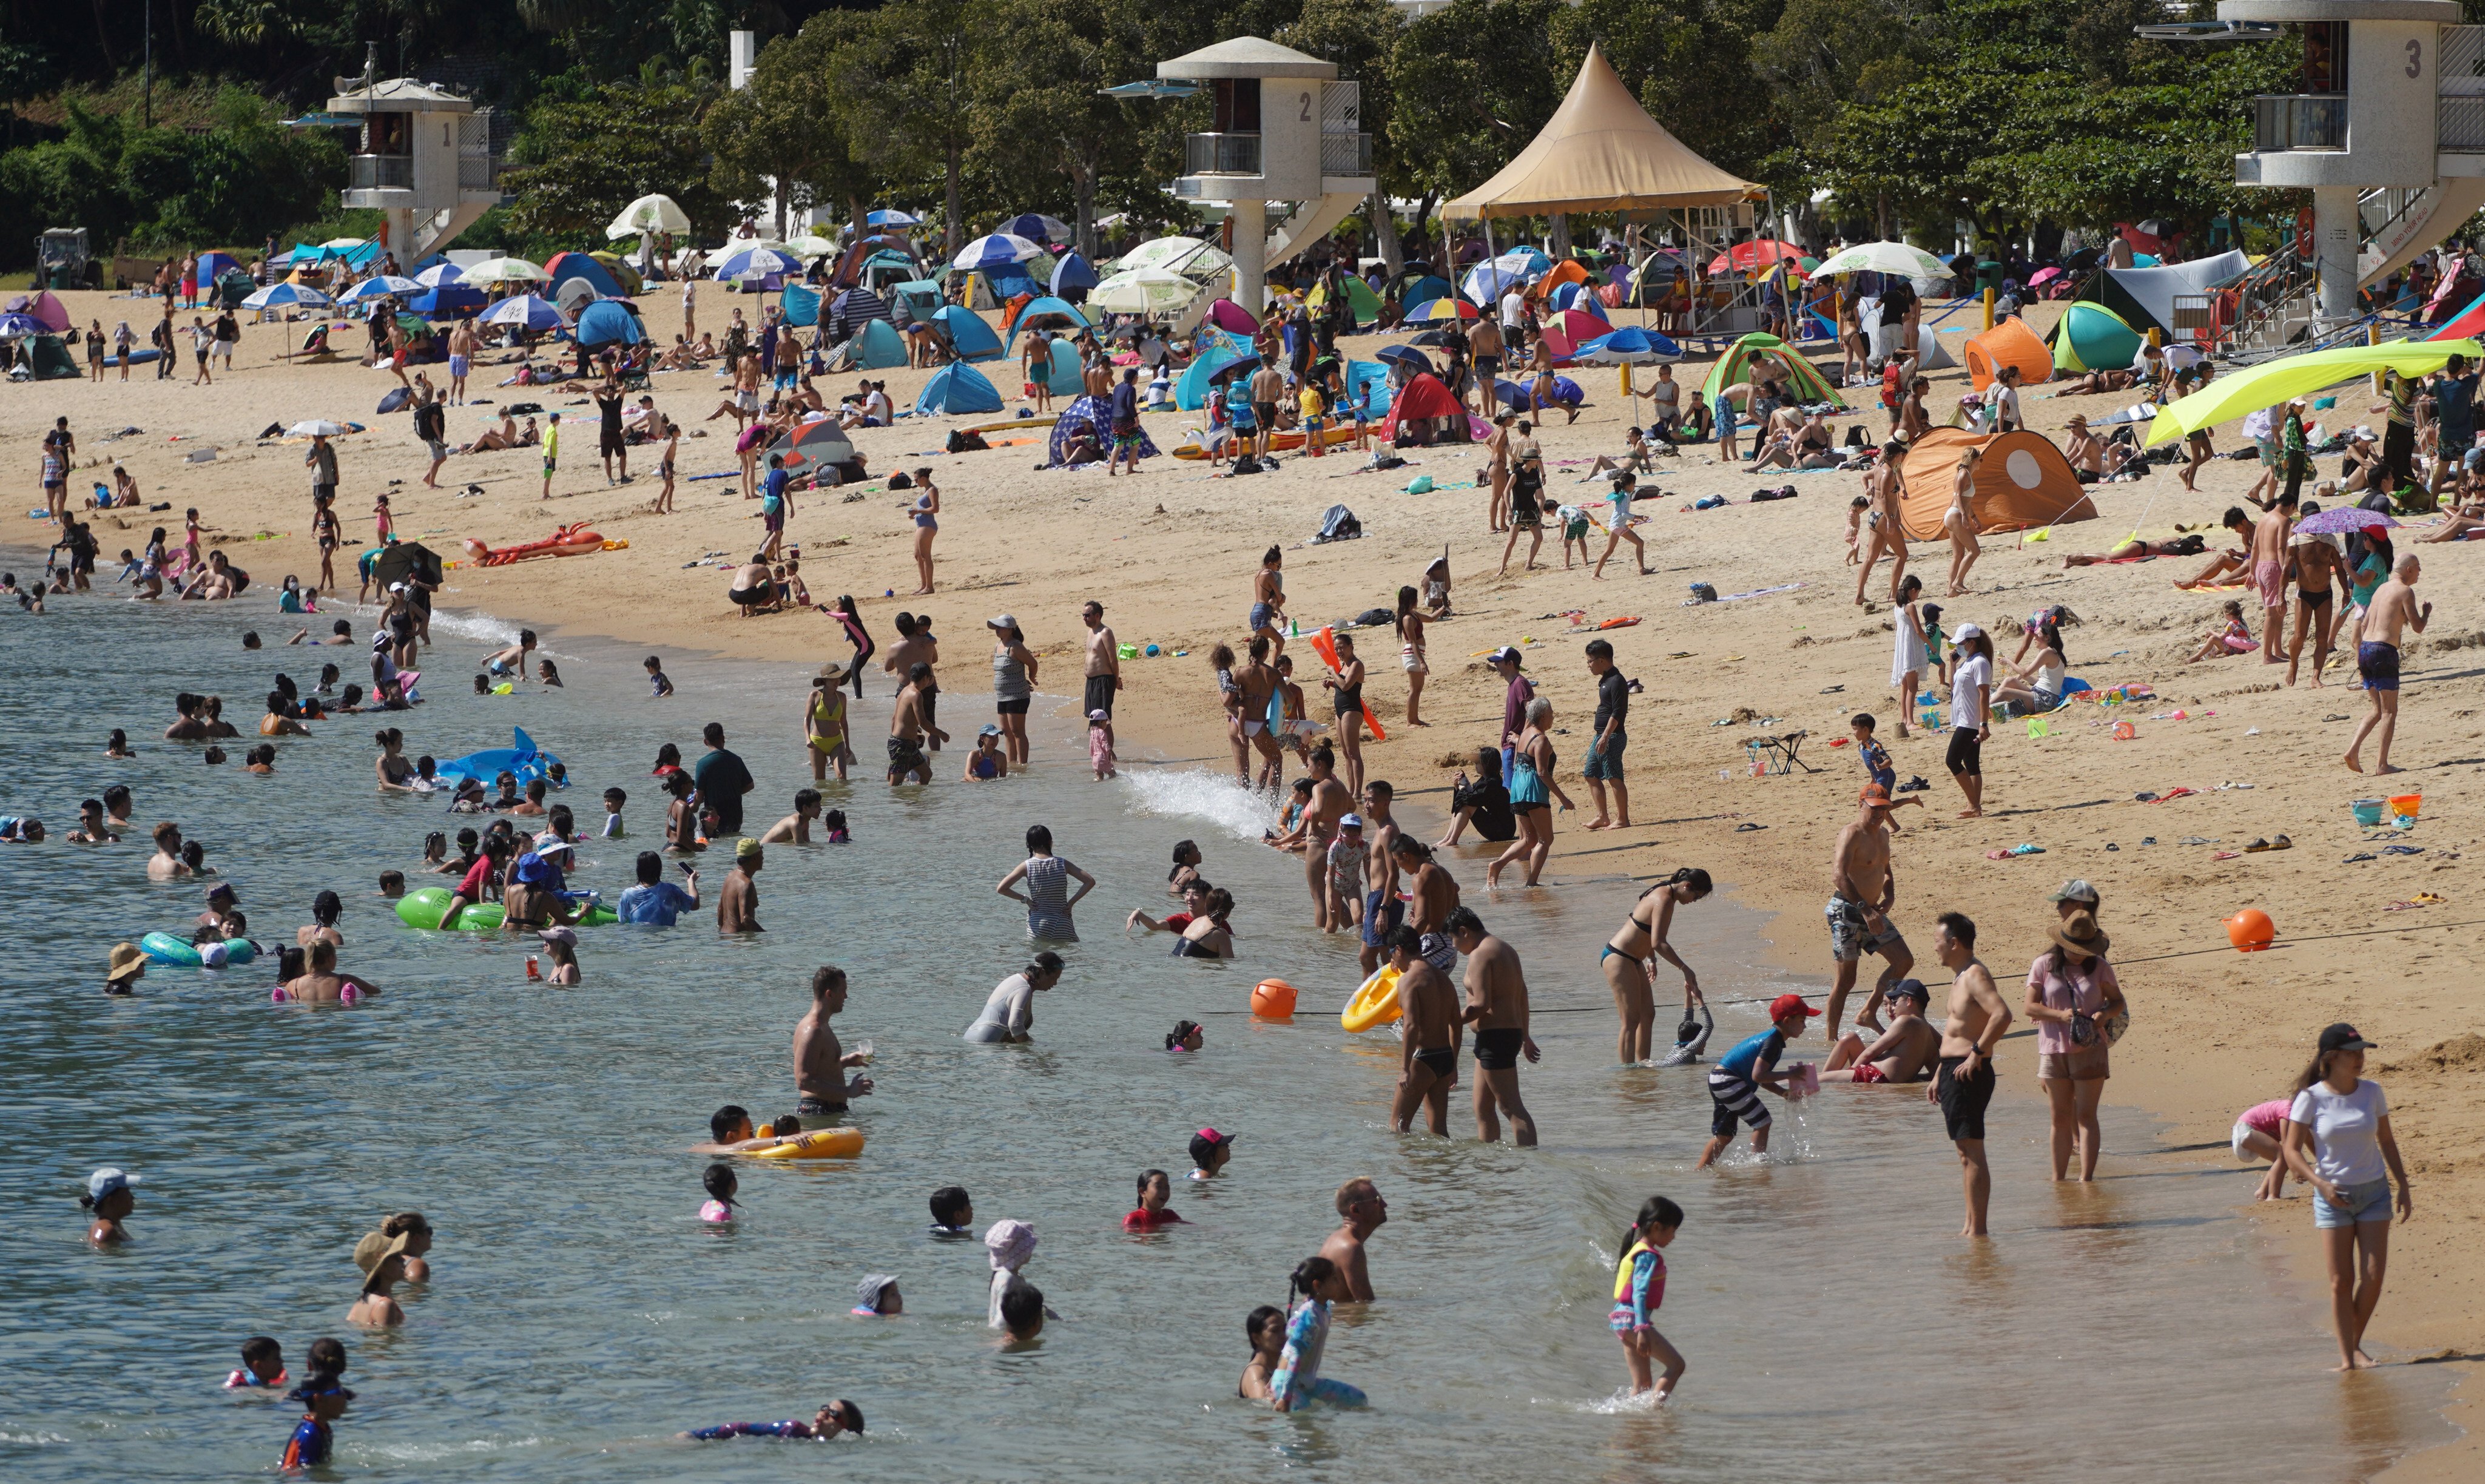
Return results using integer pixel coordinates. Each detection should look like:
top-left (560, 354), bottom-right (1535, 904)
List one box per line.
top-left (2388, 794), bottom-right (2422, 820)
top-left (1251, 979), bottom-right (1298, 1019)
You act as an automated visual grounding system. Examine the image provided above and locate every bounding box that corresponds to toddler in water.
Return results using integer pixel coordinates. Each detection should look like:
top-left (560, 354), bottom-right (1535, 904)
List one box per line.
top-left (1166, 1019), bottom-right (1204, 1052)
top-left (852, 1273), bottom-right (903, 1317)
top-left (821, 808), bottom-right (850, 844)
top-left (226, 1335), bottom-right (287, 1391)
top-left (1088, 708), bottom-right (1117, 780)
top-left (700, 1163), bottom-right (738, 1223)
top-left (278, 1366), bottom-right (353, 1469)
top-left (1609, 1195), bottom-right (1687, 1404)
top-left (929, 1185), bottom-right (974, 1236)
top-left (601, 787), bottom-right (627, 838)
top-left (2187, 599), bottom-right (2256, 662)
top-left (644, 654), bottom-right (673, 698)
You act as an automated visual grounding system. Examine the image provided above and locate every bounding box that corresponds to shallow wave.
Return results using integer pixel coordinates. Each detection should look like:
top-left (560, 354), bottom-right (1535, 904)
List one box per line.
top-left (1123, 766), bottom-right (1279, 841)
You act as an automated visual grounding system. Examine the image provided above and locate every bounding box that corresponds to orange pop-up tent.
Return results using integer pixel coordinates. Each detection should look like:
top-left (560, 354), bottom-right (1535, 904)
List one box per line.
top-left (1961, 316), bottom-right (2053, 393)
top-left (1897, 428), bottom-right (2097, 540)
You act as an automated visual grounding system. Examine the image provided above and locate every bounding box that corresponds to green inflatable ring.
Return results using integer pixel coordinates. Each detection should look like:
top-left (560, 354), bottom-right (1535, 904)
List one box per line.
top-left (394, 886), bottom-right (615, 932)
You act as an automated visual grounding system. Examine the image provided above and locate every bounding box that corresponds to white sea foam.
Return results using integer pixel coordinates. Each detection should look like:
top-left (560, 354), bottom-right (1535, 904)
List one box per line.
top-left (1123, 766), bottom-right (1280, 841)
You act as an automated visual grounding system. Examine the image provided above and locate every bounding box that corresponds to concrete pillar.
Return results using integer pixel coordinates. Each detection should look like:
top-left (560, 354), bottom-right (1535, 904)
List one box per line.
top-left (1230, 198), bottom-right (1267, 315)
top-left (2315, 185), bottom-right (2359, 325)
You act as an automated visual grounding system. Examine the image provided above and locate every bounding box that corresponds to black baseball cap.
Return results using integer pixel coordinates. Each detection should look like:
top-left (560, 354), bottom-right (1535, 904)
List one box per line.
top-left (1886, 979), bottom-right (1930, 1003)
top-left (2318, 1023), bottom-right (2375, 1054)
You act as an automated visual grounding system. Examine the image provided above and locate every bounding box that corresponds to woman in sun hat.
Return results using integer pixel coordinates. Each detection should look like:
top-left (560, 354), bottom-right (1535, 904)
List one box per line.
top-left (2023, 909), bottom-right (2126, 1181)
top-left (2282, 1024), bottom-right (2412, 1371)
top-left (806, 663), bottom-right (852, 783)
top-left (105, 942), bottom-right (146, 996)
top-left (988, 613), bottom-right (1037, 767)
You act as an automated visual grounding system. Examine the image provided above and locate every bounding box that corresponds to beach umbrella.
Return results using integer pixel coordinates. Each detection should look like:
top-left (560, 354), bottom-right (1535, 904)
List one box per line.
top-left (480, 294), bottom-right (563, 331)
top-left (1112, 236), bottom-right (1232, 279)
top-left (2029, 266), bottom-right (2065, 288)
top-left (1374, 344), bottom-right (1434, 372)
top-left (1410, 297), bottom-right (1480, 322)
top-left (414, 263), bottom-right (465, 288)
top-left (713, 246), bottom-right (796, 280)
top-left (287, 420), bottom-right (350, 437)
top-left (606, 193), bottom-right (691, 241)
top-left (1407, 329), bottom-right (1454, 348)
top-left (2145, 339), bottom-right (2484, 445)
top-left (952, 232), bottom-right (1044, 271)
top-left (464, 257), bottom-right (550, 286)
top-left (371, 540), bottom-right (443, 594)
top-left (241, 282), bottom-right (334, 311)
top-left (1004, 212), bottom-right (1074, 245)
top-left (0, 312), bottom-right (46, 337)
top-left (339, 275), bottom-right (422, 305)
top-left (865, 208), bottom-right (920, 228)
top-left (1088, 268), bottom-right (1202, 315)
top-left (783, 234), bottom-right (837, 260)
top-left (1571, 327), bottom-right (1682, 365)
top-left (2294, 507), bottom-right (2400, 536)
top-left (1205, 298), bottom-right (1259, 334)
top-left (1809, 241), bottom-right (1949, 279)
top-left (1708, 239), bottom-right (1809, 274)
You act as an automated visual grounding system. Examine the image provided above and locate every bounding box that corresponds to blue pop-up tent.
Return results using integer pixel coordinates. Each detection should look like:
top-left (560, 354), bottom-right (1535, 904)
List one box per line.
top-left (1050, 252), bottom-right (1099, 302)
top-left (1036, 335), bottom-right (1082, 396)
top-left (931, 304), bottom-right (1004, 362)
top-left (914, 362), bottom-right (1005, 416)
top-left (781, 283), bottom-right (821, 328)
top-left (545, 251), bottom-right (624, 301)
top-left (575, 300), bottom-right (646, 349)
top-left (837, 317), bottom-right (906, 369)
top-left (1003, 295), bottom-right (1090, 357)
top-left (1174, 330), bottom-right (1253, 410)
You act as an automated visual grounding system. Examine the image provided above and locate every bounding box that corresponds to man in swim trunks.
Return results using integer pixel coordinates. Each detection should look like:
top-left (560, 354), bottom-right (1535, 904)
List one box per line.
top-left (2347, 553), bottom-right (2430, 775)
top-left (1825, 784), bottom-right (1913, 1040)
top-left (1394, 833), bottom-right (1460, 974)
top-left (1387, 927), bottom-right (1461, 1136)
top-left (1320, 1178), bottom-right (1385, 1301)
top-left (1451, 906), bottom-right (1538, 1145)
top-left (2250, 488), bottom-right (2296, 661)
top-left (793, 965), bottom-right (871, 1117)
top-left (1357, 781), bottom-right (1404, 976)
top-left (1301, 750), bottom-right (1352, 930)
top-left (1080, 600), bottom-right (1121, 719)
top-left (887, 663), bottom-right (939, 784)
top-left (1930, 912), bottom-right (2011, 1236)
top-left (1821, 977), bottom-right (1940, 1083)
top-left (2287, 503), bottom-right (2347, 687)
top-left (718, 838), bottom-right (763, 933)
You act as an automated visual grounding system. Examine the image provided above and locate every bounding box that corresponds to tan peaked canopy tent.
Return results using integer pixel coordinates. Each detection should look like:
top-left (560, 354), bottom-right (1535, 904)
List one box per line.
top-left (1442, 44), bottom-right (1761, 218)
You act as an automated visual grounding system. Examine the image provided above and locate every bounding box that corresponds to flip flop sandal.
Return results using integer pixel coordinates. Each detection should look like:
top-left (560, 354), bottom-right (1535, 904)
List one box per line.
top-left (2384, 899), bottom-right (2420, 912)
top-left (2212, 851), bottom-right (2242, 861)
top-left (2244, 838), bottom-right (2272, 852)
top-left (1734, 821), bottom-right (1765, 832)
top-left (2414, 891), bottom-right (2449, 905)
top-left (2383, 845), bottom-right (2424, 855)
top-left (2344, 852), bottom-right (2378, 863)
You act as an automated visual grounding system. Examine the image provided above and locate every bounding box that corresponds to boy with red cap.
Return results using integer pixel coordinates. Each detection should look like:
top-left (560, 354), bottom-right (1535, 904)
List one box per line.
top-left (1697, 993), bottom-right (1821, 1168)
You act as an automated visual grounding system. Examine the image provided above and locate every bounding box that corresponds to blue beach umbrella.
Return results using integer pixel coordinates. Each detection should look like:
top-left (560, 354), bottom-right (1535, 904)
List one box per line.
top-left (241, 282), bottom-right (335, 311)
top-left (480, 294), bottom-right (563, 331)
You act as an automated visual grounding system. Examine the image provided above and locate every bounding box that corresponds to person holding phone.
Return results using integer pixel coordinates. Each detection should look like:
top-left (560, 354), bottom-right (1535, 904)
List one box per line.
top-left (616, 849), bottom-right (700, 926)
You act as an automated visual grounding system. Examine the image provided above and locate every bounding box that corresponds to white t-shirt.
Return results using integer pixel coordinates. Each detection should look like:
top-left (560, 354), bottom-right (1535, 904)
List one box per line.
top-left (2288, 1079), bottom-right (2389, 1185)
top-left (1949, 653), bottom-right (1991, 730)
top-left (1499, 289), bottom-right (1525, 328)
top-left (966, 974), bottom-right (1034, 1039)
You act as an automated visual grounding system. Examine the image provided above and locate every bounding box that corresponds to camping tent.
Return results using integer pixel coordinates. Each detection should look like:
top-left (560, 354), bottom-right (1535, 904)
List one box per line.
top-left (1175, 330), bottom-right (1255, 410)
top-left (835, 318), bottom-right (908, 370)
top-left (930, 304), bottom-right (1004, 362)
top-left (575, 300), bottom-right (645, 349)
top-left (2079, 249), bottom-right (2249, 337)
top-left (1341, 359), bottom-right (1393, 420)
top-left (1378, 371), bottom-right (1463, 442)
top-left (1003, 296), bottom-right (1090, 356)
top-left (1897, 428), bottom-right (2096, 540)
top-left (890, 280), bottom-right (945, 319)
top-left (771, 417), bottom-right (858, 477)
top-left (2051, 302), bottom-right (2143, 373)
top-left (1050, 252), bottom-right (1099, 301)
top-left (1307, 274), bottom-right (1381, 326)
top-left (27, 334), bottom-right (78, 379)
top-left (1037, 335), bottom-right (1083, 396)
top-left (1962, 317), bottom-right (2053, 392)
top-left (585, 252), bottom-right (643, 295)
top-left (545, 251), bottom-right (625, 301)
top-left (1049, 394), bottom-right (1159, 465)
top-left (1443, 44), bottom-right (1759, 218)
top-left (914, 362), bottom-right (1005, 416)
top-left (781, 283), bottom-right (821, 329)
top-left (550, 276), bottom-right (601, 314)
top-left (7, 289), bottom-right (69, 331)
top-left (195, 252), bottom-right (240, 291)
top-left (1699, 332), bottom-right (1843, 408)
top-left (1532, 258), bottom-right (1591, 305)
top-left (1537, 308), bottom-right (1614, 366)
top-left (829, 286), bottom-right (891, 341)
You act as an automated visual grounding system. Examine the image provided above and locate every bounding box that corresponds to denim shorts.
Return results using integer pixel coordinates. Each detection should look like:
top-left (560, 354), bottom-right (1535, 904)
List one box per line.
top-left (2313, 1176), bottom-right (2393, 1229)
top-left (1582, 731), bottom-right (1627, 780)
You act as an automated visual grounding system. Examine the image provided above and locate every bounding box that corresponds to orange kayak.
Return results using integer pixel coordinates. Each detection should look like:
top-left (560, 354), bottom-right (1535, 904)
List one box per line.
top-left (464, 522), bottom-right (606, 567)
top-left (1172, 423), bottom-right (1364, 459)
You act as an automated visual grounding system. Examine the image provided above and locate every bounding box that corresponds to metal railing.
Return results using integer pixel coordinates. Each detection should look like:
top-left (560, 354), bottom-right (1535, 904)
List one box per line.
top-left (348, 154), bottom-right (413, 191)
top-left (2443, 98), bottom-right (2485, 151)
top-left (2253, 94), bottom-right (2346, 152)
top-left (1185, 132), bottom-right (1261, 175)
top-left (1320, 132), bottom-right (1371, 176)
top-left (457, 157), bottom-right (500, 191)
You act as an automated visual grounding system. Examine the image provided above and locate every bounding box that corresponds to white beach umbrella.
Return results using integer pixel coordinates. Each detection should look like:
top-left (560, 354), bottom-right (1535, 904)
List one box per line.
top-left (1088, 268), bottom-right (1204, 315)
top-left (607, 193), bottom-right (692, 241)
top-left (339, 275), bottom-right (422, 305)
top-left (463, 257), bottom-right (551, 286)
top-left (1810, 241), bottom-right (1951, 279)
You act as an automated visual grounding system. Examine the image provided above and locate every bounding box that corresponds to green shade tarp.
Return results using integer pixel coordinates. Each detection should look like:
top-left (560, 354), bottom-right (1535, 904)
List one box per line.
top-left (2146, 339), bottom-right (2483, 445)
top-left (1698, 332), bottom-right (1843, 408)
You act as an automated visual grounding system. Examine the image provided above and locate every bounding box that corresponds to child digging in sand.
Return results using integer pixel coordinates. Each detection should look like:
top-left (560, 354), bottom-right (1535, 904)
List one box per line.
top-left (2188, 600), bottom-right (2256, 662)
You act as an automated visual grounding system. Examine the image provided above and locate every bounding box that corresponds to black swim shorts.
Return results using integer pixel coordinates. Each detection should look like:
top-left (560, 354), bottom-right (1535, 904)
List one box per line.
top-left (886, 736), bottom-right (928, 777)
top-left (1936, 1054), bottom-right (1996, 1142)
top-left (1945, 725), bottom-right (1983, 778)
top-left (1084, 673), bottom-right (1116, 718)
top-left (1473, 1026), bottom-right (1525, 1070)
top-left (1413, 1045), bottom-right (1457, 1080)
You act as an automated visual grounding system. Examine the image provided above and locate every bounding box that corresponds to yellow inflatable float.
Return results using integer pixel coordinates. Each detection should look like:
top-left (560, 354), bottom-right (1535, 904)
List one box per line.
top-left (747, 1127), bottom-right (866, 1160)
top-left (1340, 965), bottom-right (1402, 1033)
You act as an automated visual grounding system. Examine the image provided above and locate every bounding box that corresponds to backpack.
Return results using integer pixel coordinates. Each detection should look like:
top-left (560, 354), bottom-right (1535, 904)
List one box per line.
top-left (1231, 454), bottom-right (1260, 476)
top-left (946, 429), bottom-right (988, 453)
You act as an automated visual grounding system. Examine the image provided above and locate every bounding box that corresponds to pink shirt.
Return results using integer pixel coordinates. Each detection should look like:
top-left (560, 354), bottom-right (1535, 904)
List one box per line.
top-left (2239, 1099), bottom-right (2290, 1139)
top-left (2025, 952), bottom-right (2119, 1055)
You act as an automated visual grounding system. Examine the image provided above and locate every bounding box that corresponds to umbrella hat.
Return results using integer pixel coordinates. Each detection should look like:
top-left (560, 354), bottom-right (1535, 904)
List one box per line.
top-left (2145, 339), bottom-right (2484, 445)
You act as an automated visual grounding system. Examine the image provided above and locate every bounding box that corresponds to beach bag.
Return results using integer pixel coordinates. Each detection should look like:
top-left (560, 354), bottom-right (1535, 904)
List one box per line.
top-left (1231, 454), bottom-right (1260, 476)
top-left (946, 429), bottom-right (988, 453)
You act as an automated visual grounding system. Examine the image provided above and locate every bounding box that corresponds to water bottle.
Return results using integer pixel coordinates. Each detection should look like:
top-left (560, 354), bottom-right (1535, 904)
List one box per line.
top-left (525, 956), bottom-right (541, 980)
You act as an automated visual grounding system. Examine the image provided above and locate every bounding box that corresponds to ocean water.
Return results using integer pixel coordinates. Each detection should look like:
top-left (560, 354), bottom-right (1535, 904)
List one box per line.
top-left (0, 590), bottom-right (2453, 1481)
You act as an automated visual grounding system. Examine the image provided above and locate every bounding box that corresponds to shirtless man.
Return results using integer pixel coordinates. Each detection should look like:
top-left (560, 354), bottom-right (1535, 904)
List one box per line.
top-left (284, 940), bottom-right (379, 1003)
top-left (1080, 600), bottom-right (1120, 720)
top-left (1235, 637), bottom-right (1284, 790)
top-left (1300, 746), bottom-right (1352, 929)
top-left (1930, 912), bottom-right (2012, 1237)
top-left (1320, 1178), bottom-right (1386, 1302)
top-left (1395, 834), bottom-right (1460, 977)
top-left (66, 799), bottom-right (119, 845)
top-left (1826, 784), bottom-right (1913, 1040)
top-left (717, 838), bottom-right (763, 933)
top-left (1387, 927), bottom-right (1462, 1136)
top-left (2061, 413), bottom-right (2105, 479)
top-left (146, 822), bottom-right (191, 879)
top-left (1357, 781), bottom-right (1404, 976)
top-left (1820, 977), bottom-right (1940, 1083)
top-left (1468, 317), bottom-right (1505, 421)
top-left (758, 788), bottom-right (823, 845)
top-left (1854, 445), bottom-right (1908, 605)
top-left (1484, 412), bottom-right (1514, 533)
top-left (2288, 510), bottom-right (2348, 687)
top-left (792, 965), bottom-right (873, 1118)
top-left (888, 663), bottom-right (939, 784)
top-left (2250, 489), bottom-right (2297, 661)
top-left (2173, 507), bottom-right (2261, 590)
top-left (1451, 906), bottom-right (1539, 1145)
top-left (880, 613), bottom-right (940, 744)
top-left (1248, 357), bottom-right (1286, 460)
top-left (2347, 553), bottom-right (2431, 774)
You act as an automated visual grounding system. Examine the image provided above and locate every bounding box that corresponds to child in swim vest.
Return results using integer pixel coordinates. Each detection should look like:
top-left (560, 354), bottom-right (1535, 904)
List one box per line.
top-left (700, 1163), bottom-right (737, 1224)
top-left (278, 1371), bottom-right (352, 1469)
top-left (1610, 1195), bottom-right (1686, 1403)
top-left (226, 1335), bottom-right (286, 1391)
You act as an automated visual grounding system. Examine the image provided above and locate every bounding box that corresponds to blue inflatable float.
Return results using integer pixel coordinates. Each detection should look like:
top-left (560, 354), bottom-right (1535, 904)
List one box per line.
top-left (141, 930), bottom-right (260, 967)
top-left (434, 726), bottom-right (564, 786)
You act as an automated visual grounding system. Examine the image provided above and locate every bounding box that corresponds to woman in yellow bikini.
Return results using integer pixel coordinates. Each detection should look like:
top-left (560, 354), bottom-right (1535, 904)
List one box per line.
top-left (807, 663), bottom-right (853, 782)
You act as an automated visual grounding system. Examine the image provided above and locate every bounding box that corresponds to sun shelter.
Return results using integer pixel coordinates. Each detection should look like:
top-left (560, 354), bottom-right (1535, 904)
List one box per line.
top-left (1306, 274), bottom-right (1380, 326)
top-left (1049, 394), bottom-right (1159, 466)
top-left (1443, 44), bottom-right (1759, 218)
top-left (8, 289), bottom-right (69, 331)
top-left (1003, 296), bottom-right (1091, 357)
top-left (1699, 332), bottom-right (1843, 408)
top-left (781, 283), bottom-right (821, 328)
top-left (1050, 252), bottom-right (1100, 300)
top-left (832, 318), bottom-right (907, 371)
top-left (2051, 302), bottom-right (2144, 373)
top-left (195, 252), bottom-right (240, 290)
top-left (586, 252), bottom-right (644, 295)
top-left (1962, 317), bottom-right (2052, 393)
top-left (931, 305), bottom-right (1005, 362)
top-left (1897, 428), bottom-right (2096, 539)
top-left (575, 300), bottom-right (644, 350)
top-left (1531, 258), bottom-right (1591, 306)
top-left (1537, 308), bottom-right (1614, 366)
top-left (914, 362), bottom-right (1005, 416)
top-left (1378, 371), bottom-right (1463, 442)
top-left (2079, 250), bottom-right (2249, 339)
top-left (771, 417), bottom-right (858, 477)
top-left (27, 334), bottom-right (78, 379)
top-left (545, 251), bottom-right (624, 302)
top-left (829, 286), bottom-right (892, 342)
top-left (1175, 330), bottom-right (1255, 410)
top-left (550, 276), bottom-right (601, 315)
top-left (1036, 335), bottom-right (1084, 396)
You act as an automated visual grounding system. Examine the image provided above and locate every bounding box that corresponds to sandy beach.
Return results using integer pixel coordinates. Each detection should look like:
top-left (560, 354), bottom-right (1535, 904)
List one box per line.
top-left (10, 280), bottom-right (2483, 1471)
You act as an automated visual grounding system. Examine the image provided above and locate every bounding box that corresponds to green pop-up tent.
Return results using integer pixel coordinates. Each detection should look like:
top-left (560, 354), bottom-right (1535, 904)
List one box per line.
top-left (1699, 332), bottom-right (1843, 408)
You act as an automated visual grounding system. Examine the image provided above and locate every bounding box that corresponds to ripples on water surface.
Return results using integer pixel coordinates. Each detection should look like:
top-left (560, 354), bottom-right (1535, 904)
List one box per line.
top-left (0, 593), bottom-right (2452, 1480)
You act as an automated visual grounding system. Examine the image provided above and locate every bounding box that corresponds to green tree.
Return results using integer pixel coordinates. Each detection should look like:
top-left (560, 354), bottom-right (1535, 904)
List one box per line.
top-left (978, 0), bottom-right (1158, 255)
top-left (504, 81), bottom-right (727, 240)
top-left (835, 0), bottom-right (985, 255)
top-left (1389, 0), bottom-right (1563, 240)
top-left (1278, 0), bottom-right (1409, 267)
top-left (705, 12), bottom-right (871, 238)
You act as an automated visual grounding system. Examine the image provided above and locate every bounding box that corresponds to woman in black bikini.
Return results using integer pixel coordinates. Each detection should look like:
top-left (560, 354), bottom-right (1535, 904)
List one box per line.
top-left (1599, 868), bottom-right (1713, 1065)
top-left (1321, 633), bottom-right (1367, 798)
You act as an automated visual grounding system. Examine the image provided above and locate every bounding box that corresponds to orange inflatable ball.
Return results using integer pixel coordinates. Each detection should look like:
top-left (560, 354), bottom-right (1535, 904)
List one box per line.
top-left (2225, 908), bottom-right (2276, 953)
top-left (1252, 978), bottom-right (1299, 1019)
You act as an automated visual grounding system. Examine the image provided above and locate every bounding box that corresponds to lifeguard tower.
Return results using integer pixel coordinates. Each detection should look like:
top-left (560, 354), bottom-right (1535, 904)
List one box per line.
top-left (1156, 37), bottom-right (1375, 312)
top-left (329, 75), bottom-right (504, 263)
top-left (2176, 5), bottom-right (2485, 345)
